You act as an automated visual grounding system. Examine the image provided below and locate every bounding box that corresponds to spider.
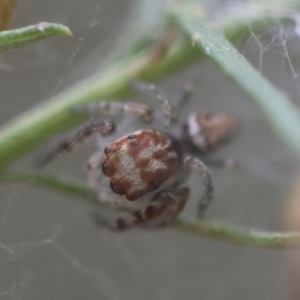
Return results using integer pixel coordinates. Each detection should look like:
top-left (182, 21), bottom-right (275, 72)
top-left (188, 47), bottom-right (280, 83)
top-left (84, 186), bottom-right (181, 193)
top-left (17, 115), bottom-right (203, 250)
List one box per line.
top-left (42, 80), bottom-right (238, 231)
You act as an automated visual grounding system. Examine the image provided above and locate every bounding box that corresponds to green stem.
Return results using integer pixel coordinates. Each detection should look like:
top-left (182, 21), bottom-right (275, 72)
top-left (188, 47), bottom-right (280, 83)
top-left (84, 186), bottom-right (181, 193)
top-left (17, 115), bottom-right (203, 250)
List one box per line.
top-left (0, 22), bottom-right (72, 52)
top-left (0, 171), bottom-right (99, 206)
top-left (172, 219), bottom-right (300, 248)
top-left (1, 170), bottom-right (299, 248)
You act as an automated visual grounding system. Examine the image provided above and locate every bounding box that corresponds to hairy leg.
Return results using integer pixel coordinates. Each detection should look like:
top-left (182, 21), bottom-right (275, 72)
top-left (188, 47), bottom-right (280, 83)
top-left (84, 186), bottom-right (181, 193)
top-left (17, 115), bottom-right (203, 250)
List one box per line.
top-left (130, 79), bottom-right (177, 126)
top-left (93, 191), bottom-right (174, 231)
top-left (184, 156), bottom-right (214, 218)
top-left (39, 119), bottom-right (114, 165)
top-left (176, 82), bottom-right (197, 110)
top-left (93, 184), bottom-right (189, 231)
top-left (150, 184), bottom-right (189, 228)
top-left (73, 101), bottom-right (153, 123)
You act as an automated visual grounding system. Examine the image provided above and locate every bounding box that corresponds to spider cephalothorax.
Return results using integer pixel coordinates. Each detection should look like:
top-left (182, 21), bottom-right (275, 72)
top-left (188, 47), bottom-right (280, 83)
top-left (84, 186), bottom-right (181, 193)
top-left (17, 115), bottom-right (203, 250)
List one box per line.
top-left (42, 81), bottom-right (237, 231)
top-left (184, 110), bottom-right (238, 153)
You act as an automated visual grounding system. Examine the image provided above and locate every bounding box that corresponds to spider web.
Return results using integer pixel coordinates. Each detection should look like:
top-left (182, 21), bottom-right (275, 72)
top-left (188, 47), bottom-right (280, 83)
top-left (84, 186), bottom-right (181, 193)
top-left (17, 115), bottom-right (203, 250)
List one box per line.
top-left (0, 0), bottom-right (300, 299)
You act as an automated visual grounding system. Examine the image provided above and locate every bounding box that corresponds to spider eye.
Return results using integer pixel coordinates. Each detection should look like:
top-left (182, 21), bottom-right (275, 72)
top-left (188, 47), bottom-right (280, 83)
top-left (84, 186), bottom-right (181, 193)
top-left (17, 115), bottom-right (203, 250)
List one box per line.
top-left (128, 134), bottom-right (136, 140)
top-left (110, 181), bottom-right (125, 195)
top-left (149, 181), bottom-right (160, 191)
top-left (102, 162), bottom-right (109, 176)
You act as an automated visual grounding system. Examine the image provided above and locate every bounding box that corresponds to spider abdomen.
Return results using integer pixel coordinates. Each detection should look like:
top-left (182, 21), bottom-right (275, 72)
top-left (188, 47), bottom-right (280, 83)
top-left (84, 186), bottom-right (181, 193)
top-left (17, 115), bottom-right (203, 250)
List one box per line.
top-left (102, 129), bottom-right (179, 200)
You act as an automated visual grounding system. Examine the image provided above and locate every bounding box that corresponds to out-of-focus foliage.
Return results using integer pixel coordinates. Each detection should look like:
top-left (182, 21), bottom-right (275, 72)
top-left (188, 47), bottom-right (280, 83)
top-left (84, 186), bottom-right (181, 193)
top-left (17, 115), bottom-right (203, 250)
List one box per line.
top-left (0, 0), bottom-right (17, 31)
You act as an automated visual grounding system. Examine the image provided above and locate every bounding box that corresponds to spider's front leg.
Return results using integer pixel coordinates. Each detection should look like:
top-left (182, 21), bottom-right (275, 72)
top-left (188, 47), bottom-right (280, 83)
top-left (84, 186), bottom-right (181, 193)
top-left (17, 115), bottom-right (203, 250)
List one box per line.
top-left (130, 79), bottom-right (178, 126)
top-left (39, 119), bottom-right (114, 165)
top-left (184, 156), bottom-right (214, 219)
top-left (93, 185), bottom-right (189, 231)
top-left (73, 101), bottom-right (153, 123)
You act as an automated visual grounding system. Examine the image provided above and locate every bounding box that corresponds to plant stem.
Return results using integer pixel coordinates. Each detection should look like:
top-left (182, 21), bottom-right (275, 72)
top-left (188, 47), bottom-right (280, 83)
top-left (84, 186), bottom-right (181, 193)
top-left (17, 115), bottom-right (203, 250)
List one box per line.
top-left (172, 219), bottom-right (300, 248)
top-left (0, 171), bottom-right (99, 206)
top-left (0, 22), bottom-right (72, 52)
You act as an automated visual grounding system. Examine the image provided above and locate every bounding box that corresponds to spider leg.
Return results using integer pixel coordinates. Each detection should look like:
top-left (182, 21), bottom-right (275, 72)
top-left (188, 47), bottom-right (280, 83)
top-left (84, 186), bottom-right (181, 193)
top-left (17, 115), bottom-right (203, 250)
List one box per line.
top-left (184, 156), bottom-right (214, 219)
top-left (93, 189), bottom-right (182, 231)
top-left (149, 184), bottom-right (189, 228)
top-left (73, 101), bottom-right (153, 123)
top-left (176, 82), bottom-right (196, 110)
top-left (93, 185), bottom-right (189, 231)
top-left (129, 79), bottom-right (177, 126)
top-left (86, 151), bottom-right (104, 187)
top-left (39, 119), bottom-right (114, 165)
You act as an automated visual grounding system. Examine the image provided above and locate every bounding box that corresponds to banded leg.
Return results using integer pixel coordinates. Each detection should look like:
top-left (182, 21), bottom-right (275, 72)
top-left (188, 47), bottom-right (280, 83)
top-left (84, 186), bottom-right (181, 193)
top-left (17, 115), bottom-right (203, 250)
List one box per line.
top-left (153, 184), bottom-right (189, 228)
top-left (73, 101), bottom-right (153, 123)
top-left (93, 190), bottom-right (177, 231)
top-left (184, 156), bottom-right (214, 219)
top-left (39, 119), bottom-right (114, 165)
top-left (177, 82), bottom-right (197, 110)
top-left (130, 79), bottom-right (177, 126)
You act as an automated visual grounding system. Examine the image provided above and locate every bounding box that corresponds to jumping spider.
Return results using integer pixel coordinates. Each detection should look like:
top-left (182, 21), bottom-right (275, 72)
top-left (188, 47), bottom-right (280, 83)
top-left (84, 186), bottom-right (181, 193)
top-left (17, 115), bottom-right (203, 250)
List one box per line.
top-left (42, 80), bottom-right (237, 231)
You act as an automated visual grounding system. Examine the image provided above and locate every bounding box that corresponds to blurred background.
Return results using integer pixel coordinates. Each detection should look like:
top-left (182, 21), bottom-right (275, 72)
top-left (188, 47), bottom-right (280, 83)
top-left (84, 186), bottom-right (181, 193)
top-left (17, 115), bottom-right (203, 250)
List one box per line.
top-left (1, 0), bottom-right (300, 299)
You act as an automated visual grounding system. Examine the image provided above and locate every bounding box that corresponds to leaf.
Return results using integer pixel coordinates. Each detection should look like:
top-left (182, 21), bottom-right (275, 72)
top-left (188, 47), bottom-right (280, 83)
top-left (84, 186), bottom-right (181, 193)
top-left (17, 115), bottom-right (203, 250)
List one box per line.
top-left (0, 22), bottom-right (72, 52)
